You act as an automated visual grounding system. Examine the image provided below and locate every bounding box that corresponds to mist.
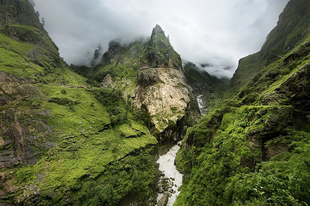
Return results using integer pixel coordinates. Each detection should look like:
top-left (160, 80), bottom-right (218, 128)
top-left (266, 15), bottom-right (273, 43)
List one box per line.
top-left (34, 0), bottom-right (290, 78)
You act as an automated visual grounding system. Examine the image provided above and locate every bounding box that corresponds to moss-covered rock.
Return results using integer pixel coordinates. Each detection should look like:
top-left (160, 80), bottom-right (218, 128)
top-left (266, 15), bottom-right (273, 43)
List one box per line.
top-left (143, 24), bottom-right (182, 69)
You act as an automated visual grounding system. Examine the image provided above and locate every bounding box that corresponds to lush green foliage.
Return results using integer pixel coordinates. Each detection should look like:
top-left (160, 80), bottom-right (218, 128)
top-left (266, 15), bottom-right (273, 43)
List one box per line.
top-left (175, 25), bottom-right (310, 206)
top-left (0, 3), bottom-right (159, 205)
top-left (230, 0), bottom-right (310, 93)
top-left (68, 149), bottom-right (159, 206)
top-left (3, 85), bottom-right (158, 205)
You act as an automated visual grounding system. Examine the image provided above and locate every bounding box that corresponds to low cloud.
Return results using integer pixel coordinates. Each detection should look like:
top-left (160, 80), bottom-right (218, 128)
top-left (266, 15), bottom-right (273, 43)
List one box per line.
top-left (34, 0), bottom-right (289, 78)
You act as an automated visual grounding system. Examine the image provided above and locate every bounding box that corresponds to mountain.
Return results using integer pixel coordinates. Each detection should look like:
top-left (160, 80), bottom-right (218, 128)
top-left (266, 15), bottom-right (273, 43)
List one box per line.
top-left (230, 0), bottom-right (310, 93)
top-left (183, 62), bottom-right (230, 115)
top-left (74, 24), bottom-right (198, 143)
top-left (0, 1), bottom-right (159, 205)
top-left (134, 25), bottom-right (197, 141)
top-left (2, 0), bottom-right (309, 205)
top-left (175, 0), bottom-right (310, 205)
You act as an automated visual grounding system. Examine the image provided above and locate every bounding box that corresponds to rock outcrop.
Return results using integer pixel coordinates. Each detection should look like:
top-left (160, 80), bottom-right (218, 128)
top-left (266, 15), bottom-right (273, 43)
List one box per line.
top-left (134, 25), bottom-right (192, 140)
top-left (135, 67), bottom-right (190, 132)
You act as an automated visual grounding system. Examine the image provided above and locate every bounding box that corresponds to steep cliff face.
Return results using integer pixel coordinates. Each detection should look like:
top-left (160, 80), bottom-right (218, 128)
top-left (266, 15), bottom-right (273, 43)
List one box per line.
top-left (0, 0), bottom-right (42, 28)
top-left (135, 67), bottom-right (190, 132)
top-left (175, 1), bottom-right (310, 205)
top-left (230, 0), bottom-right (310, 93)
top-left (134, 25), bottom-right (193, 140)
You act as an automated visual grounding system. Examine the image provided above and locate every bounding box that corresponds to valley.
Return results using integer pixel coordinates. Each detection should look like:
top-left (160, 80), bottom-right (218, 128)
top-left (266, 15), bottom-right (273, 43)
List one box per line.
top-left (0, 0), bottom-right (310, 206)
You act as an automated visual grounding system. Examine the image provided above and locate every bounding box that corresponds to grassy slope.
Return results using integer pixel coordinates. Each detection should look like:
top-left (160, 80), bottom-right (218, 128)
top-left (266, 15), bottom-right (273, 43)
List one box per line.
top-left (0, 1), bottom-right (159, 205)
top-left (175, 35), bottom-right (310, 205)
top-left (73, 40), bottom-right (146, 97)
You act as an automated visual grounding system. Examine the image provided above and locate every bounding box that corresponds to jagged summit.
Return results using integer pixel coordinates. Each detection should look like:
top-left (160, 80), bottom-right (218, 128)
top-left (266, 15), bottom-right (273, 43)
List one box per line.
top-left (151, 24), bottom-right (165, 38)
top-left (145, 24), bottom-right (182, 69)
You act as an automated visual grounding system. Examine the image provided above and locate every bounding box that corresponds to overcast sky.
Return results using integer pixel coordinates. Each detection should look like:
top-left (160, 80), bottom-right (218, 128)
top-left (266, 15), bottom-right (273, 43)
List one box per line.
top-left (34, 0), bottom-right (290, 78)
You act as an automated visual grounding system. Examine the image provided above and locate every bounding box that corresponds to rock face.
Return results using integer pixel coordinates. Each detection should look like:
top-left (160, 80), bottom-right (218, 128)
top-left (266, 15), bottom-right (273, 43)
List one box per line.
top-left (134, 25), bottom-right (192, 140)
top-left (135, 67), bottom-right (190, 132)
top-left (0, 72), bottom-right (55, 169)
top-left (0, 0), bottom-right (41, 27)
top-left (101, 74), bottom-right (112, 87)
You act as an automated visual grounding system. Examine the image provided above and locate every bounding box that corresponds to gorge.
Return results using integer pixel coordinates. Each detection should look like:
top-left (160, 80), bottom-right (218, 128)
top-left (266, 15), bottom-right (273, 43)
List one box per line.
top-left (1, 0), bottom-right (310, 206)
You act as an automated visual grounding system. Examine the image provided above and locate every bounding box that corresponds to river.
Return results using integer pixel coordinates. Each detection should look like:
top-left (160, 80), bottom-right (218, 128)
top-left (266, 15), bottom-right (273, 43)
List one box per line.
top-left (156, 142), bottom-right (183, 206)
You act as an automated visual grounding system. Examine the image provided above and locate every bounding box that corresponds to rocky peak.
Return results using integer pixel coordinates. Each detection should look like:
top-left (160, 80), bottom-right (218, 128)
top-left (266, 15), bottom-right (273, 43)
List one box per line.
top-left (151, 24), bottom-right (165, 39)
top-left (0, 0), bottom-right (43, 30)
top-left (134, 25), bottom-right (194, 142)
top-left (144, 24), bottom-right (182, 69)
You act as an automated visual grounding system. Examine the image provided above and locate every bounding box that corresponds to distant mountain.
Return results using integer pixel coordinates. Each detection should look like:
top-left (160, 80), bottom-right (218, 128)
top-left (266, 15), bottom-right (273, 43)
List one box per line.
top-left (183, 62), bottom-right (230, 115)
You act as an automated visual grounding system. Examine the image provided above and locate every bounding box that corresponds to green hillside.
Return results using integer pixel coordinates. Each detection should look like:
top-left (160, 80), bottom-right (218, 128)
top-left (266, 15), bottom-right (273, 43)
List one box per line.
top-left (0, 1), bottom-right (158, 205)
top-left (230, 0), bottom-right (310, 93)
top-left (175, 0), bottom-right (310, 204)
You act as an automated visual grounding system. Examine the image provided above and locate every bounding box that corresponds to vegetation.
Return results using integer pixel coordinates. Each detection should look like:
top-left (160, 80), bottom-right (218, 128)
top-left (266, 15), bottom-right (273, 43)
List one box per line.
top-left (145, 25), bottom-right (182, 69)
top-left (0, 1), bottom-right (159, 205)
top-left (183, 62), bottom-right (230, 114)
top-left (230, 0), bottom-right (310, 93)
top-left (175, 26), bottom-right (310, 206)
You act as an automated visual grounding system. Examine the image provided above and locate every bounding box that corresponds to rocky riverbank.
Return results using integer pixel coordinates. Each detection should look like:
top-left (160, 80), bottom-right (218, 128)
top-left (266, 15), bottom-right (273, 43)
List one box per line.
top-left (156, 142), bottom-right (183, 206)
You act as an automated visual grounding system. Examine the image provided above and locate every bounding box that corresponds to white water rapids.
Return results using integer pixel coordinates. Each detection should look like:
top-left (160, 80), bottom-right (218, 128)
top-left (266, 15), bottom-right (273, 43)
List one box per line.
top-left (156, 142), bottom-right (183, 206)
top-left (197, 94), bottom-right (205, 116)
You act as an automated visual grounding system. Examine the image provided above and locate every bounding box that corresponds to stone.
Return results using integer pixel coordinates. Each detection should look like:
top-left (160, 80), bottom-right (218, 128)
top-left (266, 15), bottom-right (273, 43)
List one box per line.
top-left (134, 68), bottom-right (190, 132)
top-left (157, 193), bottom-right (169, 206)
top-left (102, 74), bottom-right (113, 88)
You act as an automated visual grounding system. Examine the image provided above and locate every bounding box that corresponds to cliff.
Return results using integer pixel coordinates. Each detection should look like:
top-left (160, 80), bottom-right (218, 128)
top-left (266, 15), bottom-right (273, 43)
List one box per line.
top-left (175, 0), bottom-right (310, 205)
top-left (230, 0), bottom-right (310, 93)
top-left (134, 25), bottom-right (194, 140)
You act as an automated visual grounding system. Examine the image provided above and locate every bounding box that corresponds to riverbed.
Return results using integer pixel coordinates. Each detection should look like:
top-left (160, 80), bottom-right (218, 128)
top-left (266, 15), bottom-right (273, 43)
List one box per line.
top-left (156, 142), bottom-right (183, 206)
